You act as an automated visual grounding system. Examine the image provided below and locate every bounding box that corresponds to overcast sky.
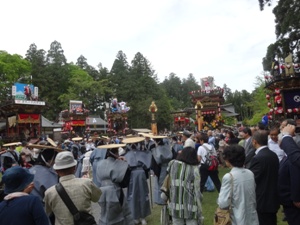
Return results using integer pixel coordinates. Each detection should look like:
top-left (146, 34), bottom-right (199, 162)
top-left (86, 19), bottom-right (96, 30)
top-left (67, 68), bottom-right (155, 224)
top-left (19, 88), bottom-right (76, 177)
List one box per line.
top-left (0, 0), bottom-right (276, 92)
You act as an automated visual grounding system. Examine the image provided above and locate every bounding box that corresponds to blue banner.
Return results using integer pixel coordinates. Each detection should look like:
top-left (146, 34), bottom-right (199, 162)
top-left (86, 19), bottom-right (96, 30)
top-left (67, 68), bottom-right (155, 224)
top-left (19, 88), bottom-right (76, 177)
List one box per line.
top-left (283, 90), bottom-right (300, 109)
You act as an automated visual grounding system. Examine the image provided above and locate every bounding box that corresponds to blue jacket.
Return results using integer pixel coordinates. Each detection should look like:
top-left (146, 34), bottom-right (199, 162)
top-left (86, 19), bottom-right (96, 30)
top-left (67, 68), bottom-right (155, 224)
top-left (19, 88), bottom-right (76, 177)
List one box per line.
top-left (0, 195), bottom-right (49, 225)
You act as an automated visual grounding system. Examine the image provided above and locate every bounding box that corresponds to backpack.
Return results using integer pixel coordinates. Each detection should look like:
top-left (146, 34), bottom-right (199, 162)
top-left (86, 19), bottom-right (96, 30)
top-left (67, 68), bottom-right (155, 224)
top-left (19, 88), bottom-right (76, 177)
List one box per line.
top-left (202, 144), bottom-right (219, 171)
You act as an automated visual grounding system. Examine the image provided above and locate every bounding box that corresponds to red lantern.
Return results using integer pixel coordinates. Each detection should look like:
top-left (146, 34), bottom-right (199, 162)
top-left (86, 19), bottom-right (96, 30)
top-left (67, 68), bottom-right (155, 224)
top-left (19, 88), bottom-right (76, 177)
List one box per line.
top-left (268, 115), bottom-right (273, 120)
top-left (287, 109), bottom-right (292, 113)
top-left (270, 108), bottom-right (274, 112)
top-left (293, 108), bottom-right (299, 113)
top-left (275, 88), bottom-right (280, 94)
top-left (266, 94), bottom-right (270, 100)
top-left (275, 95), bottom-right (282, 104)
top-left (277, 107), bottom-right (283, 114)
top-left (267, 102), bottom-right (272, 108)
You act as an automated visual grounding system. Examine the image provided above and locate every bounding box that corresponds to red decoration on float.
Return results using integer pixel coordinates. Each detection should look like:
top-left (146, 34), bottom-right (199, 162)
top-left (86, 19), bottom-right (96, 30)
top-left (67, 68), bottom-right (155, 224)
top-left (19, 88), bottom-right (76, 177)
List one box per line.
top-left (267, 102), bottom-right (272, 107)
top-left (275, 88), bottom-right (280, 94)
top-left (287, 109), bottom-right (293, 113)
top-left (266, 94), bottom-right (270, 100)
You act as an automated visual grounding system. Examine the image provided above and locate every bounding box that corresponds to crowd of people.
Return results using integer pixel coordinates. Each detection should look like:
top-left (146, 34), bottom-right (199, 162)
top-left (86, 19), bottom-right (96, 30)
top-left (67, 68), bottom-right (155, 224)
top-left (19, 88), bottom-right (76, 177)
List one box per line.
top-left (0, 118), bottom-right (299, 225)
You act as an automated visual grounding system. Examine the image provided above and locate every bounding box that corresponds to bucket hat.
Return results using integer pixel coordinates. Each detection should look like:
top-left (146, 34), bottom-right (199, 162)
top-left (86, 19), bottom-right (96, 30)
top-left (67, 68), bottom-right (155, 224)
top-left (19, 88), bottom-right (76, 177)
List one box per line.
top-left (2, 166), bottom-right (34, 194)
top-left (53, 151), bottom-right (77, 170)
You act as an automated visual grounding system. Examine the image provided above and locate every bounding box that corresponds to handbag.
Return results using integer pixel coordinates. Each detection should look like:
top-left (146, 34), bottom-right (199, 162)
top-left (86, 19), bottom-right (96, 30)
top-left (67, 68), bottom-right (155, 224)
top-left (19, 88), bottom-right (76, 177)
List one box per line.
top-left (160, 160), bottom-right (175, 198)
top-left (55, 183), bottom-right (97, 225)
top-left (214, 173), bottom-right (233, 225)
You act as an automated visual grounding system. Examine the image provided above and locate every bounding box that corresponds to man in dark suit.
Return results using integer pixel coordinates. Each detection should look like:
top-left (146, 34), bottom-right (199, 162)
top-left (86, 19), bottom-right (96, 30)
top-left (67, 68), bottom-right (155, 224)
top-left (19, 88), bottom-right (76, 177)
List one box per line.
top-left (249, 130), bottom-right (280, 225)
top-left (279, 124), bottom-right (300, 225)
top-left (240, 127), bottom-right (255, 168)
top-left (280, 124), bottom-right (300, 167)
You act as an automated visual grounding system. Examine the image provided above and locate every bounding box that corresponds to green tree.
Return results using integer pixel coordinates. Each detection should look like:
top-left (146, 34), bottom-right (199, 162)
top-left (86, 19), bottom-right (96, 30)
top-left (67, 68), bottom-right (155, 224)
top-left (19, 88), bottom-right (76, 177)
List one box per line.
top-left (0, 51), bottom-right (31, 101)
top-left (262, 0), bottom-right (300, 69)
top-left (181, 73), bottom-right (200, 108)
top-left (247, 76), bottom-right (269, 125)
top-left (59, 64), bottom-right (110, 114)
top-left (43, 41), bottom-right (70, 120)
top-left (25, 43), bottom-right (46, 94)
top-left (160, 73), bottom-right (183, 110)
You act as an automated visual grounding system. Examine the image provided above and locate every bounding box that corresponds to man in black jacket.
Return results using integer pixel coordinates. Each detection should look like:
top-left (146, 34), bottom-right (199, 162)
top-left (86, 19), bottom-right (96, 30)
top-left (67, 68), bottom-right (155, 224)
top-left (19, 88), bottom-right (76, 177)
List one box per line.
top-left (249, 130), bottom-right (279, 225)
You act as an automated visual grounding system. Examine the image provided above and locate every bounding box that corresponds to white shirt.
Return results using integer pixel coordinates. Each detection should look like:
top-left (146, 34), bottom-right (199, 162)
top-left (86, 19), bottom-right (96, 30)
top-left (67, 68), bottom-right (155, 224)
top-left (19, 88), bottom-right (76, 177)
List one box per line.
top-left (254, 145), bottom-right (267, 155)
top-left (268, 139), bottom-right (285, 162)
top-left (197, 143), bottom-right (216, 163)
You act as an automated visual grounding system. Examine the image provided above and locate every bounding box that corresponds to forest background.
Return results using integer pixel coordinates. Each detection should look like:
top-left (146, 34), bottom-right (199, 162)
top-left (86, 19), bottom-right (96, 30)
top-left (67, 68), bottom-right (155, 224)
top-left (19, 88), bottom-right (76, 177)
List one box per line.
top-left (0, 0), bottom-right (299, 131)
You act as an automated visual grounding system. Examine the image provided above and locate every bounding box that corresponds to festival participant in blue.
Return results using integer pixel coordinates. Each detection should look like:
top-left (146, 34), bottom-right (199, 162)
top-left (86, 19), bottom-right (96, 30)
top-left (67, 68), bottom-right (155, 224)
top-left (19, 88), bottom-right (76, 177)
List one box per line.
top-left (0, 166), bottom-right (49, 225)
top-left (95, 144), bottom-right (134, 225)
top-left (1, 142), bottom-right (21, 173)
top-left (123, 137), bottom-right (152, 225)
top-left (150, 135), bottom-right (173, 205)
top-left (29, 144), bottom-right (60, 205)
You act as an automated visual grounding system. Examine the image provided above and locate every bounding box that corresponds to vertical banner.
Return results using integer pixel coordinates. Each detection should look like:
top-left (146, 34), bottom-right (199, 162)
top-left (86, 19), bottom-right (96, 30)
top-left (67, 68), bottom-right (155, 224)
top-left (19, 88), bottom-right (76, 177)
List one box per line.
top-left (12, 86), bottom-right (16, 96)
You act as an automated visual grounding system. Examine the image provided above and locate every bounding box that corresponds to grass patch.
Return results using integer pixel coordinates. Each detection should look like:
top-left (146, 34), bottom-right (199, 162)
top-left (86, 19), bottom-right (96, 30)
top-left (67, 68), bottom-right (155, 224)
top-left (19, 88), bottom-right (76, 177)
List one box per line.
top-left (146, 167), bottom-right (286, 225)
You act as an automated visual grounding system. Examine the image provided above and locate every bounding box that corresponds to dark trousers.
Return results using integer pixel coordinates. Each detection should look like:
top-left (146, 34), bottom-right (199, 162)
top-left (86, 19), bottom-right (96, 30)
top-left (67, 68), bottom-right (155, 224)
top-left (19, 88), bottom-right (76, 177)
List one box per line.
top-left (257, 212), bottom-right (277, 225)
top-left (199, 165), bottom-right (221, 193)
top-left (283, 205), bottom-right (300, 225)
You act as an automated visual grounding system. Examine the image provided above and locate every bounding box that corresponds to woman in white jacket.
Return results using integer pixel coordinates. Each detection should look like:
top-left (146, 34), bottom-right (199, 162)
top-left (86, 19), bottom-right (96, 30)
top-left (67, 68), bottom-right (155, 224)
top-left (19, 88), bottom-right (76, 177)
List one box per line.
top-left (218, 144), bottom-right (259, 225)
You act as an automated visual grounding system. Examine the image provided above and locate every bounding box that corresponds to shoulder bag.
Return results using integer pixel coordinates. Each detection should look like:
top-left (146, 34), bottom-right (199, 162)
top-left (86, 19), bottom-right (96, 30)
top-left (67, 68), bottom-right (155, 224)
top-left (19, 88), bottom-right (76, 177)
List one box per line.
top-left (214, 173), bottom-right (233, 225)
top-left (55, 183), bottom-right (96, 225)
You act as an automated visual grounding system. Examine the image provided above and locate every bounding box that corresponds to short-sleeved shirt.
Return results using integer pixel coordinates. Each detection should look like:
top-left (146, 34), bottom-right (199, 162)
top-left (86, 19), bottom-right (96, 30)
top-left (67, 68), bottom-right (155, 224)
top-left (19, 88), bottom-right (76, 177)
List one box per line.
top-left (197, 143), bottom-right (217, 163)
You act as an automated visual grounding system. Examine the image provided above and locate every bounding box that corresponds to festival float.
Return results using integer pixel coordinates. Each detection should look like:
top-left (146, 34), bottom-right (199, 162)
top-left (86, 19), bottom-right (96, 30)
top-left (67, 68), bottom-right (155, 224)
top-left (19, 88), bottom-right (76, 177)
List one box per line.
top-left (189, 77), bottom-right (225, 130)
top-left (0, 82), bottom-right (45, 142)
top-left (106, 98), bottom-right (130, 135)
top-left (264, 53), bottom-right (300, 125)
top-left (60, 100), bottom-right (89, 136)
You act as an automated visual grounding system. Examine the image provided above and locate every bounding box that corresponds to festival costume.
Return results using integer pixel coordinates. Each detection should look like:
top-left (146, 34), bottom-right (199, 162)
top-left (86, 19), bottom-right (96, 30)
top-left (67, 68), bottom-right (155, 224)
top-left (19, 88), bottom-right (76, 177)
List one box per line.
top-left (167, 160), bottom-right (203, 224)
top-left (29, 165), bottom-right (58, 203)
top-left (125, 147), bottom-right (152, 220)
top-left (96, 156), bottom-right (134, 225)
top-left (151, 143), bottom-right (173, 205)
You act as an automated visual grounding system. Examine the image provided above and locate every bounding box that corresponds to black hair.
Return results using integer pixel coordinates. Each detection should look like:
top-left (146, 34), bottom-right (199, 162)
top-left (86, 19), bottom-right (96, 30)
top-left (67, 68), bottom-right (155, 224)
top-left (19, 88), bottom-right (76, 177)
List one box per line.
top-left (35, 148), bottom-right (57, 166)
top-left (257, 122), bottom-right (266, 130)
top-left (252, 130), bottom-right (269, 146)
top-left (242, 127), bottom-right (252, 136)
top-left (199, 133), bottom-right (208, 143)
top-left (176, 146), bottom-right (199, 165)
top-left (227, 131), bottom-right (235, 139)
top-left (156, 138), bottom-right (164, 146)
top-left (223, 144), bottom-right (245, 167)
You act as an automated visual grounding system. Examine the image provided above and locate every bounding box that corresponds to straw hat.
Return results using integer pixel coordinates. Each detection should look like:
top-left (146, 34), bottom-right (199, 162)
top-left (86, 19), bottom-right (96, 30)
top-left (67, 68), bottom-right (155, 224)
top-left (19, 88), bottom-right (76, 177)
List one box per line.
top-left (28, 144), bottom-right (64, 152)
top-left (125, 134), bottom-right (136, 138)
top-left (122, 137), bottom-right (145, 144)
top-left (138, 133), bottom-right (152, 138)
top-left (47, 137), bottom-right (57, 147)
top-left (72, 137), bottom-right (83, 141)
top-left (148, 134), bottom-right (168, 139)
top-left (97, 144), bottom-right (126, 149)
top-left (100, 136), bottom-right (109, 140)
top-left (3, 142), bottom-right (22, 147)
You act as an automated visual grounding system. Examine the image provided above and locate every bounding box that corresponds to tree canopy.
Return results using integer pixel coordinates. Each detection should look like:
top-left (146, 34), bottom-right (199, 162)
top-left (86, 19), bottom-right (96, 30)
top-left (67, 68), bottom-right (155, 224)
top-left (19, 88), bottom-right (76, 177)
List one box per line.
top-left (0, 40), bottom-right (269, 130)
